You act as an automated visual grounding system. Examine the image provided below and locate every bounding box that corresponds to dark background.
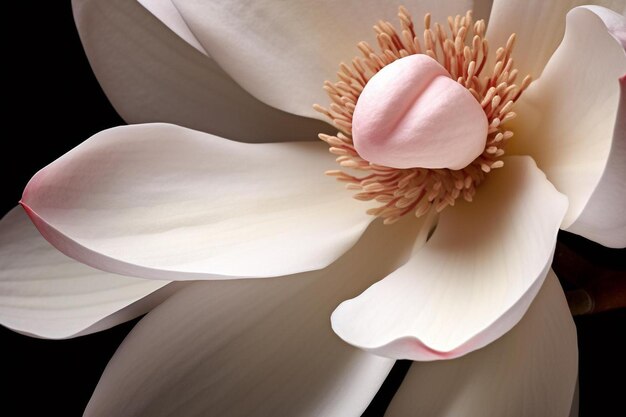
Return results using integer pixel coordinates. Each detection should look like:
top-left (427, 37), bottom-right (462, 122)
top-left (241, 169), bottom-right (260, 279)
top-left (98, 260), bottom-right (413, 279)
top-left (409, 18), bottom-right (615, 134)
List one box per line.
top-left (3, 2), bottom-right (624, 416)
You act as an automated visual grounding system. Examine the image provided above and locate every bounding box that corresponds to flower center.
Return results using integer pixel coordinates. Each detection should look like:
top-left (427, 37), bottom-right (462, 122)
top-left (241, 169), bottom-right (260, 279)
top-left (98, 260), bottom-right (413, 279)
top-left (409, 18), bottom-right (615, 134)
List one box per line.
top-left (314, 7), bottom-right (531, 224)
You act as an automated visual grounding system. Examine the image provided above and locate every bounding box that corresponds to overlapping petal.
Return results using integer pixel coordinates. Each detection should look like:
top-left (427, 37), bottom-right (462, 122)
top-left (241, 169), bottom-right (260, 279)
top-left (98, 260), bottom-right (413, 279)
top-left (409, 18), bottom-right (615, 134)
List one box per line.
top-left (385, 272), bottom-right (578, 417)
top-left (84, 217), bottom-right (423, 417)
top-left (567, 74), bottom-right (626, 247)
top-left (332, 156), bottom-right (568, 360)
top-left (71, 0), bottom-right (328, 142)
top-left (136, 0), bottom-right (207, 54)
top-left (560, 7), bottom-right (626, 248)
top-left (486, 0), bottom-right (624, 79)
top-left (0, 207), bottom-right (175, 339)
top-left (509, 6), bottom-right (626, 245)
top-left (163, 0), bottom-right (474, 118)
top-left (21, 123), bottom-right (373, 280)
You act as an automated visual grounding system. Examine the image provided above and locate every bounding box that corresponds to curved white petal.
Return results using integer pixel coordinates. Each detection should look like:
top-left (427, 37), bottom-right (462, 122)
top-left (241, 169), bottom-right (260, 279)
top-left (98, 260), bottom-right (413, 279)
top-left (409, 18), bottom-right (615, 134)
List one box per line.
top-left (0, 207), bottom-right (172, 339)
top-left (486, 0), bottom-right (624, 79)
top-left (385, 272), bottom-right (578, 417)
top-left (71, 281), bottom-right (184, 337)
top-left (588, 4), bottom-right (626, 48)
top-left (564, 9), bottom-right (626, 248)
top-left (332, 156), bottom-right (568, 360)
top-left (167, 0), bottom-right (473, 119)
top-left (510, 6), bottom-right (626, 236)
top-left (21, 123), bottom-right (372, 281)
top-left (136, 0), bottom-right (207, 54)
top-left (71, 0), bottom-right (327, 142)
top-left (84, 218), bottom-right (422, 417)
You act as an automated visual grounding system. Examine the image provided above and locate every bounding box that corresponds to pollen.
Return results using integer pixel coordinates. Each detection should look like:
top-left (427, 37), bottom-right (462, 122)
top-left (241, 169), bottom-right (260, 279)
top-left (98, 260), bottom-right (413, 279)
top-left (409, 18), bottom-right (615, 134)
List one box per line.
top-left (314, 7), bottom-right (531, 224)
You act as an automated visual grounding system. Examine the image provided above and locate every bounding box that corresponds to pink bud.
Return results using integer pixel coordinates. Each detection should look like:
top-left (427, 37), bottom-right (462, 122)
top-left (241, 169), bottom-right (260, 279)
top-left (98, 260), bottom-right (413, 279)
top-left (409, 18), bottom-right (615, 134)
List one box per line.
top-left (353, 54), bottom-right (488, 170)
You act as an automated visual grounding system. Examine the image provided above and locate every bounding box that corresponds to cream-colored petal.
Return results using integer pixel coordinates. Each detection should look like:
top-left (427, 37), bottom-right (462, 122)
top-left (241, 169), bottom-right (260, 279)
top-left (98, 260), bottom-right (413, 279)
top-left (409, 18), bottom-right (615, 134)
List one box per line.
top-left (84, 217), bottom-right (423, 417)
top-left (0, 207), bottom-right (173, 339)
top-left (563, 8), bottom-right (626, 248)
top-left (21, 123), bottom-right (373, 280)
top-left (136, 0), bottom-right (207, 54)
top-left (385, 272), bottom-right (578, 417)
top-left (332, 156), bottom-right (568, 360)
top-left (510, 7), bottom-right (626, 236)
top-left (567, 73), bottom-right (626, 247)
top-left (486, 0), bottom-right (624, 79)
top-left (71, 0), bottom-right (327, 142)
top-left (168, 0), bottom-right (474, 119)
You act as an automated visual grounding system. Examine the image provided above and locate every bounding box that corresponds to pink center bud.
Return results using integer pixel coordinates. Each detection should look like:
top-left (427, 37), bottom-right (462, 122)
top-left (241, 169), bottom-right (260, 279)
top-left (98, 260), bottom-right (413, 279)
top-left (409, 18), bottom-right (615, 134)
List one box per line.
top-left (352, 54), bottom-right (488, 170)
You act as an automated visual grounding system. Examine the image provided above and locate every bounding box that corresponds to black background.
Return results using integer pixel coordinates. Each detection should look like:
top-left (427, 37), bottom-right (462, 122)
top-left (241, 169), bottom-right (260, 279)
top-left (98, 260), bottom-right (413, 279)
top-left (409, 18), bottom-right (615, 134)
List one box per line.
top-left (3, 2), bottom-right (625, 416)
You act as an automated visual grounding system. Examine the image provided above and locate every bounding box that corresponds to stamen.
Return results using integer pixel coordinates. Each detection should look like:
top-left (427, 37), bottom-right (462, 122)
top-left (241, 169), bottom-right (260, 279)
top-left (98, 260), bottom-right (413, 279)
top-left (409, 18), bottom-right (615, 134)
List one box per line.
top-left (314, 7), bottom-right (532, 224)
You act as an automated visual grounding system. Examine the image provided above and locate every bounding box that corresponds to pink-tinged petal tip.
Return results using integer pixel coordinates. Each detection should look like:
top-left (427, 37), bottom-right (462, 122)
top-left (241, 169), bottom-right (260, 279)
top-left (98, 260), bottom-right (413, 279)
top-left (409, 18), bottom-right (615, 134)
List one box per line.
top-left (16, 124), bottom-right (376, 280)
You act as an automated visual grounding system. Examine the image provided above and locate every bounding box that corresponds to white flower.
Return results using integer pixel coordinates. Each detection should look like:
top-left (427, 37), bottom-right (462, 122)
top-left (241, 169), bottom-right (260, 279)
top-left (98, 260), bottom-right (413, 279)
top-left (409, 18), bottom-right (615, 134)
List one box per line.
top-left (1, 0), bottom-right (624, 415)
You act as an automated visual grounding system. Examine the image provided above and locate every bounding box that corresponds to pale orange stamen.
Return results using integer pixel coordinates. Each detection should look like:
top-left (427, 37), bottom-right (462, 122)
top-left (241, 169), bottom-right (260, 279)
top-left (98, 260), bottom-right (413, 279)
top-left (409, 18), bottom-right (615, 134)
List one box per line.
top-left (314, 7), bottom-right (532, 224)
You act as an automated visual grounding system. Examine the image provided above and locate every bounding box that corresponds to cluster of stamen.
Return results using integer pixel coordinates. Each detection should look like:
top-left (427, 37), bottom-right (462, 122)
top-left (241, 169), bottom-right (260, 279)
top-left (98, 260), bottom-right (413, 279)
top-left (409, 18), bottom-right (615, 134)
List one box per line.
top-left (314, 7), bottom-right (531, 224)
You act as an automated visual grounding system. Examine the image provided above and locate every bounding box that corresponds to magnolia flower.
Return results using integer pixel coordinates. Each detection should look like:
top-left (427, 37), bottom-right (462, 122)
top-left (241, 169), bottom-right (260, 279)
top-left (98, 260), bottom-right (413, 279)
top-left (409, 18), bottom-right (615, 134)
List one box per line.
top-left (1, 0), bottom-right (625, 416)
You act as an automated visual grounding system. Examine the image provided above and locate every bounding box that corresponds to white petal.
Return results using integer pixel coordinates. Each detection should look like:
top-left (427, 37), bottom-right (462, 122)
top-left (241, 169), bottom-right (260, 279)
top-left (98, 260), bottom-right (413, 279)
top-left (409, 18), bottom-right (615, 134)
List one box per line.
top-left (0, 207), bottom-right (172, 339)
top-left (332, 156), bottom-right (568, 360)
top-left (587, 4), bottom-right (626, 48)
top-left (385, 272), bottom-right (578, 417)
top-left (21, 123), bottom-right (372, 280)
top-left (84, 217), bottom-right (422, 417)
top-left (564, 9), bottom-right (626, 248)
top-left (510, 7), bottom-right (626, 238)
top-left (486, 0), bottom-right (624, 79)
top-left (136, 0), bottom-right (207, 54)
top-left (167, 0), bottom-right (474, 118)
top-left (71, 0), bottom-right (327, 142)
